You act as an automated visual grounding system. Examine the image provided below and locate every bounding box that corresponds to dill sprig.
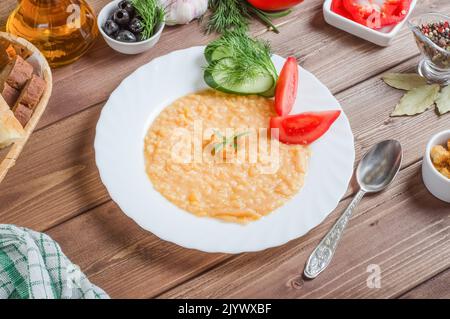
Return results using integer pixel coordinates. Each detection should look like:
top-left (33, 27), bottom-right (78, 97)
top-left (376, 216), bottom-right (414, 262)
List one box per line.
top-left (205, 31), bottom-right (277, 88)
top-left (132, 0), bottom-right (165, 40)
top-left (206, 0), bottom-right (292, 34)
top-left (206, 0), bottom-right (249, 34)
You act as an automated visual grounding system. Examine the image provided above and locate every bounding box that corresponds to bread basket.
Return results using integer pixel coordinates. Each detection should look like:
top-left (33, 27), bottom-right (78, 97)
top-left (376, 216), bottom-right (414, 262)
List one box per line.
top-left (0, 31), bottom-right (52, 183)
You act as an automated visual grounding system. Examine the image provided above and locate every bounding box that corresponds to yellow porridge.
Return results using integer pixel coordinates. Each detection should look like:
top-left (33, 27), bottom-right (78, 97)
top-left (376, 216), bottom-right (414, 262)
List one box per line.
top-left (144, 90), bottom-right (310, 223)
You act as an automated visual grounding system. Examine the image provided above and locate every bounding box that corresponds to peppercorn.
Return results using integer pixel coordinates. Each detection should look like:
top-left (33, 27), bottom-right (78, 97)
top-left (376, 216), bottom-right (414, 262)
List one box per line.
top-left (419, 21), bottom-right (450, 50)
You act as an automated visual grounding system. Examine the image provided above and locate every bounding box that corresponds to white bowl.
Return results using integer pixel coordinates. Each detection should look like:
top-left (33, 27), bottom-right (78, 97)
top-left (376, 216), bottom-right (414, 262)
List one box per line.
top-left (323, 0), bottom-right (417, 47)
top-left (97, 0), bottom-right (165, 55)
top-left (422, 130), bottom-right (450, 203)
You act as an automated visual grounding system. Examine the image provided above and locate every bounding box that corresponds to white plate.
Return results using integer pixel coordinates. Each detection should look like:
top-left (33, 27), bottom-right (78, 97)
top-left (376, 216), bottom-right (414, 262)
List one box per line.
top-left (94, 46), bottom-right (355, 254)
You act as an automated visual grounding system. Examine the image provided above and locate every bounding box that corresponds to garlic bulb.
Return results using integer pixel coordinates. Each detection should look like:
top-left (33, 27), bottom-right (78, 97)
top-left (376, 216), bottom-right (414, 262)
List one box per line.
top-left (160, 0), bottom-right (208, 26)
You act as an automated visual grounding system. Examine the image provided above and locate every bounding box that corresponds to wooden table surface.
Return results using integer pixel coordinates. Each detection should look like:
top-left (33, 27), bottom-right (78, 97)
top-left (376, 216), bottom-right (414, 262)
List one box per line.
top-left (1, 0), bottom-right (449, 299)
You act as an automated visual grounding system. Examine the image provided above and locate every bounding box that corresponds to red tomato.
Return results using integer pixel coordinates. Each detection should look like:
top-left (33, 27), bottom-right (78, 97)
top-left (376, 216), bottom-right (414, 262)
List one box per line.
top-left (330, 0), bottom-right (353, 20)
top-left (342, 0), bottom-right (411, 29)
top-left (275, 57), bottom-right (298, 116)
top-left (270, 111), bottom-right (341, 145)
top-left (247, 0), bottom-right (304, 11)
top-left (380, 0), bottom-right (411, 26)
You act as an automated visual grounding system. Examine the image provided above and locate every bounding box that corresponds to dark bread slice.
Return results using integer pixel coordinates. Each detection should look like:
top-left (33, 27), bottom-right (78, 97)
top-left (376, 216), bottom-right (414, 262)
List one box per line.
top-left (13, 103), bottom-right (33, 127)
top-left (14, 74), bottom-right (46, 109)
top-left (0, 55), bottom-right (34, 90)
top-left (1, 82), bottom-right (20, 107)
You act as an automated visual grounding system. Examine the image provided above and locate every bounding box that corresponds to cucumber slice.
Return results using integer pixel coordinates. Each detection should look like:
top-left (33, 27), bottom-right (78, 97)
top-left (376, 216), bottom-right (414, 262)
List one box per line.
top-left (210, 46), bottom-right (232, 62)
top-left (204, 58), bottom-right (275, 95)
top-left (204, 44), bottom-right (217, 63)
top-left (205, 45), bottom-right (232, 63)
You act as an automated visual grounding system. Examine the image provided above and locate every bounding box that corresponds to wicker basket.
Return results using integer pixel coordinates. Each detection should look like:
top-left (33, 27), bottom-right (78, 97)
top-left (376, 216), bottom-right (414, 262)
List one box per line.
top-left (0, 31), bottom-right (52, 183)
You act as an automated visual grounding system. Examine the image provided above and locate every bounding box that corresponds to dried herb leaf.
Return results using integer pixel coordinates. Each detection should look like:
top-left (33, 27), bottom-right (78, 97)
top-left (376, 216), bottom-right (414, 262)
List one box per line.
top-left (382, 73), bottom-right (427, 90)
top-left (391, 84), bottom-right (440, 116)
top-left (436, 85), bottom-right (450, 115)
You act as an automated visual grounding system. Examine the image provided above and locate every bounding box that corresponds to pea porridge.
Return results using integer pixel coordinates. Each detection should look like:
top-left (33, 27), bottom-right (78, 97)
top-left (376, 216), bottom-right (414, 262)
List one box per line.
top-left (144, 90), bottom-right (310, 223)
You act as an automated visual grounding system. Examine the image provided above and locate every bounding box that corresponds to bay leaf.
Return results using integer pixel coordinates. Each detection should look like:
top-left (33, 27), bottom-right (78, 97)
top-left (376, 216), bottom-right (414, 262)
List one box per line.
top-left (391, 84), bottom-right (440, 116)
top-left (382, 73), bottom-right (427, 90)
top-left (436, 85), bottom-right (450, 115)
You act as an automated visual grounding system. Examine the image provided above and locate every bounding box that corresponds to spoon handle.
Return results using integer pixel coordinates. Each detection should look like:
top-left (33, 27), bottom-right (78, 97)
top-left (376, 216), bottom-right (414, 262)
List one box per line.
top-left (304, 189), bottom-right (366, 279)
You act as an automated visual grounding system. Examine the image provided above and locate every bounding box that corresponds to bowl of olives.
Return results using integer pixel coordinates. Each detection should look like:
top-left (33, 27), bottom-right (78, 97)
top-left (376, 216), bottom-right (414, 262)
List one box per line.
top-left (98, 0), bottom-right (165, 54)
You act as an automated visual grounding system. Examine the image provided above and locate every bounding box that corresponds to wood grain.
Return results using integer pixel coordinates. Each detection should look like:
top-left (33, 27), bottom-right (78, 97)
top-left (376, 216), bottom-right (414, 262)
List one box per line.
top-left (400, 269), bottom-right (450, 299)
top-left (46, 200), bottom-right (228, 299)
top-left (0, 105), bottom-right (109, 230)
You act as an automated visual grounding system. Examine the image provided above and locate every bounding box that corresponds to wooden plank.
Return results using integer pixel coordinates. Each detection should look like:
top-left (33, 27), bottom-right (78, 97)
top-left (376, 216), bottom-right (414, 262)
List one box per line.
top-left (46, 200), bottom-right (228, 299)
top-left (400, 269), bottom-right (450, 299)
top-left (0, 105), bottom-right (109, 230)
top-left (160, 161), bottom-right (449, 299)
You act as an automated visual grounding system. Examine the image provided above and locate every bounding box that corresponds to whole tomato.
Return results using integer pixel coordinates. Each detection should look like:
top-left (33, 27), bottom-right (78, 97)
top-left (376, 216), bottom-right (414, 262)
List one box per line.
top-left (247, 0), bottom-right (304, 11)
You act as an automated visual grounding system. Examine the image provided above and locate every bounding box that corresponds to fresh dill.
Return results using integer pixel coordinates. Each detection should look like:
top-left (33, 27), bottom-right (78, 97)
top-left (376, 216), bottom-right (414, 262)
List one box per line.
top-left (132, 0), bottom-right (165, 40)
top-left (206, 0), bottom-right (249, 34)
top-left (206, 0), bottom-right (292, 34)
top-left (205, 30), bottom-right (277, 88)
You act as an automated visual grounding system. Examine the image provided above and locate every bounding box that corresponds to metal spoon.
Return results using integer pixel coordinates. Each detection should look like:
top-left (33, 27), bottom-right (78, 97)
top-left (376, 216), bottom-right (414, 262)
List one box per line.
top-left (304, 140), bottom-right (403, 279)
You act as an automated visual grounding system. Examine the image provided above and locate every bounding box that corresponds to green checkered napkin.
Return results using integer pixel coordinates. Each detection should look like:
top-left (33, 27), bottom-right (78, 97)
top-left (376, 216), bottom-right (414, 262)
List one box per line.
top-left (0, 224), bottom-right (109, 299)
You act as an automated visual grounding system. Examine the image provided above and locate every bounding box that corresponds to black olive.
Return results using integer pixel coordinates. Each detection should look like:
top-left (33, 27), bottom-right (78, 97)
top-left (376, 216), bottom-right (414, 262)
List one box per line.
top-left (115, 30), bottom-right (137, 42)
top-left (103, 19), bottom-right (119, 36)
top-left (129, 17), bottom-right (144, 34)
top-left (113, 9), bottom-right (130, 26)
top-left (118, 0), bottom-right (135, 17)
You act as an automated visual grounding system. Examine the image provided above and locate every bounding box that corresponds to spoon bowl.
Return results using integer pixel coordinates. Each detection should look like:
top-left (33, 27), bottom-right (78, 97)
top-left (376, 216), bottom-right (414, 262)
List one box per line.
top-left (357, 140), bottom-right (403, 193)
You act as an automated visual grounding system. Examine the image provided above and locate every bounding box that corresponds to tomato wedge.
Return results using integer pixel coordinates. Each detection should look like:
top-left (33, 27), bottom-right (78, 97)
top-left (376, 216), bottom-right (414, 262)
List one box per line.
top-left (342, 0), bottom-right (411, 29)
top-left (275, 57), bottom-right (298, 116)
top-left (270, 111), bottom-right (341, 145)
top-left (247, 0), bottom-right (304, 11)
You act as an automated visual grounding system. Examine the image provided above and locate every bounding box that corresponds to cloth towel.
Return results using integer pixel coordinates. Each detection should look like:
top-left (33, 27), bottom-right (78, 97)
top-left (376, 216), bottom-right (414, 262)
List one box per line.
top-left (0, 224), bottom-right (109, 299)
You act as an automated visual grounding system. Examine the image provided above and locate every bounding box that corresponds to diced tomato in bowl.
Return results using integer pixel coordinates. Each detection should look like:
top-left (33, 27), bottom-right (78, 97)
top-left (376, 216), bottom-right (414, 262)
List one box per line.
top-left (331, 0), bottom-right (412, 29)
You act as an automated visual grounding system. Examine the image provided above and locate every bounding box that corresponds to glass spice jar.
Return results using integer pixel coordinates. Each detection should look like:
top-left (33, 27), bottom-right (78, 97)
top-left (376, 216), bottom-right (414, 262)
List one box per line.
top-left (6, 0), bottom-right (98, 68)
top-left (408, 13), bottom-right (450, 85)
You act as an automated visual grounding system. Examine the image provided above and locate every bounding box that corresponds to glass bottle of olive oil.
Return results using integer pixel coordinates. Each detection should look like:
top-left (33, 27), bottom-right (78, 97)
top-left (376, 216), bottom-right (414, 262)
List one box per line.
top-left (6, 0), bottom-right (98, 68)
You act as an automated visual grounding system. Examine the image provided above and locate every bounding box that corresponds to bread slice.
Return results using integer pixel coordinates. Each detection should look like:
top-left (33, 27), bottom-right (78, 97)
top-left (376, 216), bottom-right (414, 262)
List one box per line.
top-left (0, 55), bottom-right (33, 90)
top-left (13, 103), bottom-right (32, 127)
top-left (0, 95), bottom-right (25, 149)
top-left (1, 82), bottom-right (20, 107)
top-left (14, 74), bottom-right (46, 109)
